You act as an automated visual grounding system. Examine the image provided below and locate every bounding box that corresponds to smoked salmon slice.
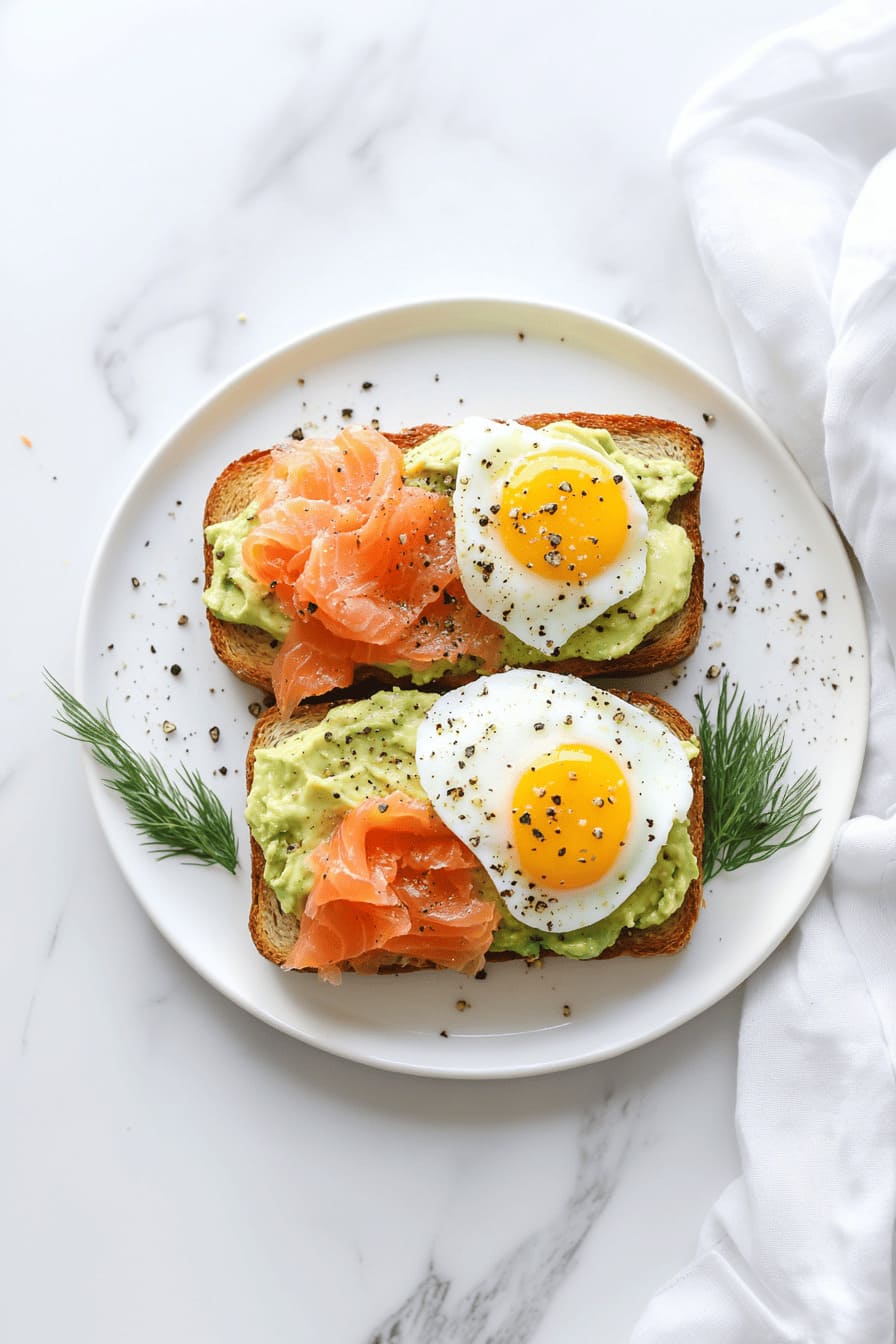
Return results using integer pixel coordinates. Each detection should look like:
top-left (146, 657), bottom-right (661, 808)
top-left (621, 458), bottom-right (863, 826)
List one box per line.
top-left (283, 792), bottom-right (499, 981)
top-left (242, 427), bottom-right (502, 713)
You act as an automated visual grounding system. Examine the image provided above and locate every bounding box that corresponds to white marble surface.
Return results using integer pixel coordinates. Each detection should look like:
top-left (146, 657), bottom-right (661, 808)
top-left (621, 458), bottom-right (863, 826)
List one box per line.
top-left (2, 1), bottom-right (825, 1339)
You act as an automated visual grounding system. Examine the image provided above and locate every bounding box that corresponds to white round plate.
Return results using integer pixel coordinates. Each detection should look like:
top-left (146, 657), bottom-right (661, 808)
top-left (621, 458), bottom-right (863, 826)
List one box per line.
top-left (77, 298), bottom-right (868, 1078)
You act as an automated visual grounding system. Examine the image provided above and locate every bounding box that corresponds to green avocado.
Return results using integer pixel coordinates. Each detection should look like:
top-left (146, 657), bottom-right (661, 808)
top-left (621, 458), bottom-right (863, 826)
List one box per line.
top-left (246, 691), bottom-right (436, 914)
top-left (203, 505), bottom-right (292, 640)
top-left (202, 423), bottom-right (696, 670)
top-left (245, 689), bottom-right (698, 958)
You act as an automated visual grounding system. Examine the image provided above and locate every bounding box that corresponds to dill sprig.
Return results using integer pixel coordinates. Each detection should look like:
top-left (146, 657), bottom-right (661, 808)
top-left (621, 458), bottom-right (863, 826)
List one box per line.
top-left (46, 671), bottom-right (238, 872)
top-left (696, 674), bottom-right (820, 881)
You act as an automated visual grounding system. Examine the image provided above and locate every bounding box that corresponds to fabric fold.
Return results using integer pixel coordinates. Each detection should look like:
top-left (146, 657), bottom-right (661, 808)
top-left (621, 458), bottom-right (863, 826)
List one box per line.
top-left (633, 3), bottom-right (896, 1339)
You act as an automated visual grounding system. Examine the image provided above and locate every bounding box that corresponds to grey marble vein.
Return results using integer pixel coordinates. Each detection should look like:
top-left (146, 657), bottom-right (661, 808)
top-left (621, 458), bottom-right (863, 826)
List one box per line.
top-left (367, 1090), bottom-right (635, 1344)
top-left (240, 20), bottom-right (425, 203)
top-left (95, 296), bottom-right (222, 438)
top-left (20, 904), bottom-right (66, 1054)
top-left (239, 39), bottom-right (381, 203)
top-left (89, 14), bottom-right (434, 440)
top-left (94, 342), bottom-right (140, 437)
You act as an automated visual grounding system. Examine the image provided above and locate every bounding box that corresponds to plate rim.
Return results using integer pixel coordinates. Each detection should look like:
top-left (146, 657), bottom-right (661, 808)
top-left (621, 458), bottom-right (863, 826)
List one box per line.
top-left (74, 294), bottom-right (870, 1078)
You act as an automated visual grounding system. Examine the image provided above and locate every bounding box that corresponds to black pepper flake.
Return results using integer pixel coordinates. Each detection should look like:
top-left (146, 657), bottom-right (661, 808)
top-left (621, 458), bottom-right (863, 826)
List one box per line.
top-left (170, 664), bottom-right (182, 677)
top-left (209, 726), bottom-right (220, 742)
top-left (774, 561), bottom-right (786, 575)
top-left (706, 665), bottom-right (721, 679)
top-left (612, 473), bottom-right (623, 484)
top-left (362, 381), bottom-right (374, 390)
top-left (544, 551), bottom-right (562, 567)
top-left (377, 802), bottom-right (389, 814)
top-left (702, 412), bottom-right (716, 424)
top-left (534, 722), bottom-right (545, 731)
top-left (341, 407), bottom-right (353, 419)
top-left (290, 427), bottom-right (305, 441)
top-left (131, 576), bottom-right (140, 588)
top-left (248, 702), bottom-right (263, 718)
top-left (518, 812), bottom-right (532, 826)
top-left (558, 481), bottom-right (572, 493)
top-left (177, 614), bottom-right (188, 626)
top-left (816, 588), bottom-right (827, 601)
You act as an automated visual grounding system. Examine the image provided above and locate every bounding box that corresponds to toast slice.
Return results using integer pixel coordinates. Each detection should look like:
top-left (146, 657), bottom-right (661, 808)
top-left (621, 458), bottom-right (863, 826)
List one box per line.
top-left (246, 689), bottom-right (704, 972)
top-left (204, 413), bottom-right (704, 693)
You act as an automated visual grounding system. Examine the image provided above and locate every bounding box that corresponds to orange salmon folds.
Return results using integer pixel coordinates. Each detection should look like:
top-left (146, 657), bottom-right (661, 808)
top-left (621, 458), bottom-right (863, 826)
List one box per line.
top-left (284, 793), bottom-right (499, 982)
top-left (241, 427), bottom-right (502, 714)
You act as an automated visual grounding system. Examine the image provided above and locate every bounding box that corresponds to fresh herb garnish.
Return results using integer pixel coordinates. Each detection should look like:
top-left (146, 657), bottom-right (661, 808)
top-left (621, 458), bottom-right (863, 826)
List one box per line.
top-left (696, 674), bottom-right (820, 881)
top-left (46, 672), bottom-right (238, 872)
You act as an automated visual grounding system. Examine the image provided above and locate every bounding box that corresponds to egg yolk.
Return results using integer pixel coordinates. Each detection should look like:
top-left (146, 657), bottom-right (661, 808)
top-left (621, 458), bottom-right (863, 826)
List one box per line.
top-left (511, 744), bottom-right (632, 889)
top-left (497, 448), bottom-right (630, 582)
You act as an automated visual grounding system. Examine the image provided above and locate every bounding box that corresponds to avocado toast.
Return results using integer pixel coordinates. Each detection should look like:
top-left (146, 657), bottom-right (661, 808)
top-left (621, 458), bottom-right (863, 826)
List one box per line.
top-left (245, 681), bottom-right (704, 978)
top-left (203, 412), bottom-right (703, 702)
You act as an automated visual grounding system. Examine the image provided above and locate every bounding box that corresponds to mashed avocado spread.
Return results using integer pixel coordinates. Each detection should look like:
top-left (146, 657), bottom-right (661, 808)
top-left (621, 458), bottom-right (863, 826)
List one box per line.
top-left (204, 506), bottom-right (292, 640)
top-left (245, 689), bottom-right (699, 959)
top-left (203, 423), bottom-right (696, 674)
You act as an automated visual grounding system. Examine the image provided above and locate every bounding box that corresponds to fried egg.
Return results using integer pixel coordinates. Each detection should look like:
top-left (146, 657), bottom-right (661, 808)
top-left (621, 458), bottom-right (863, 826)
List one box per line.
top-left (414, 670), bottom-right (693, 933)
top-left (451, 418), bottom-right (648, 654)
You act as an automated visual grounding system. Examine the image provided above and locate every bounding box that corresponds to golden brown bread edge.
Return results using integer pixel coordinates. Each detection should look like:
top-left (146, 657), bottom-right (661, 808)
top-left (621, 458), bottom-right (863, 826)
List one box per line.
top-left (246, 689), bottom-right (705, 973)
top-left (203, 413), bottom-right (704, 693)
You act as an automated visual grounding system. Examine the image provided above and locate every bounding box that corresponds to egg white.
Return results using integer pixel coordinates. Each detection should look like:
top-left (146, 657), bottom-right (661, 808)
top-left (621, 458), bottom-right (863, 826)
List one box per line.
top-left (452, 418), bottom-right (649, 655)
top-left (414, 670), bottom-right (693, 933)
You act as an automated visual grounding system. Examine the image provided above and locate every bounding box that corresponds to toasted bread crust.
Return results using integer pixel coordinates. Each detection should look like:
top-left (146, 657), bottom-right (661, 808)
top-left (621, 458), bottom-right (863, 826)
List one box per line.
top-left (246, 689), bottom-right (704, 973)
top-left (203, 413), bottom-right (704, 694)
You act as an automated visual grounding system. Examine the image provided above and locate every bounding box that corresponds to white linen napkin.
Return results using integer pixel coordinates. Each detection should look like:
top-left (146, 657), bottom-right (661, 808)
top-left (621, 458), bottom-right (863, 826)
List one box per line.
top-left (632, 3), bottom-right (896, 1340)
